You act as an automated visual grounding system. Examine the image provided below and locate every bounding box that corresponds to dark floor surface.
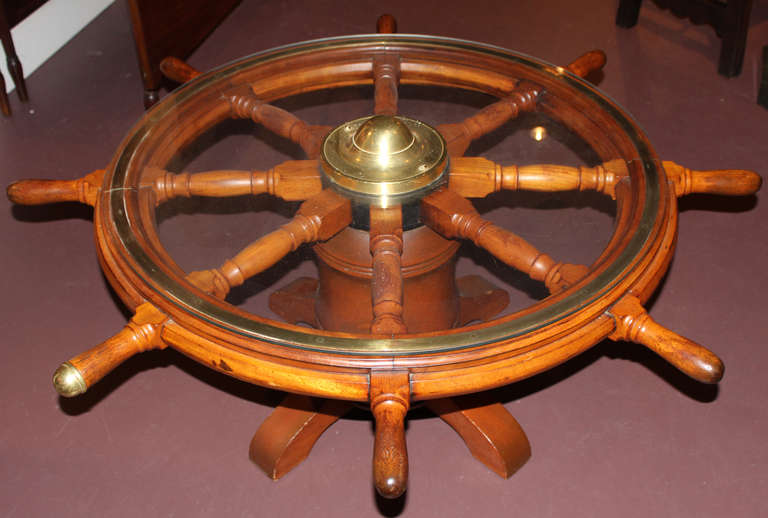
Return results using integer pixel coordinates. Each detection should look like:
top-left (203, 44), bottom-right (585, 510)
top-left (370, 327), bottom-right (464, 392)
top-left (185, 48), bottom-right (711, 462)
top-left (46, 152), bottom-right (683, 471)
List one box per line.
top-left (2, 1), bottom-right (767, 517)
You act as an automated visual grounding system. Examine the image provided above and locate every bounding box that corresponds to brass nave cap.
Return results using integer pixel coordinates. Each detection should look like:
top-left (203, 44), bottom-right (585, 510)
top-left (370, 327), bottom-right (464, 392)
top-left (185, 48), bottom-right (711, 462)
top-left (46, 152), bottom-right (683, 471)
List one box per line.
top-left (320, 115), bottom-right (447, 204)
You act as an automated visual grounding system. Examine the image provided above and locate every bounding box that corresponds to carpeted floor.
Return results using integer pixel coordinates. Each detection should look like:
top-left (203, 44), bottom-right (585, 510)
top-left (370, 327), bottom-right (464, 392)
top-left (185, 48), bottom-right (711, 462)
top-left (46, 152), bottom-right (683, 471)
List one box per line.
top-left (1, 1), bottom-right (767, 516)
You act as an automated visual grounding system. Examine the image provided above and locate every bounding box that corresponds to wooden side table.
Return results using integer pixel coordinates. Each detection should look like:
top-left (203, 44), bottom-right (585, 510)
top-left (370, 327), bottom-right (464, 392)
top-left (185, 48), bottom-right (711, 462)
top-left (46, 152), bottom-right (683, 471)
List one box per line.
top-left (125, 0), bottom-right (241, 109)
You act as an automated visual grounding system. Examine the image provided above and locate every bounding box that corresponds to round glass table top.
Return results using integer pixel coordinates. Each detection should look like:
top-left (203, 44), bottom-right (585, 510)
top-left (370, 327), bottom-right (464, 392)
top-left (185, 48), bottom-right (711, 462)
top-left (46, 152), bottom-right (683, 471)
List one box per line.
top-left (101, 34), bottom-right (663, 356)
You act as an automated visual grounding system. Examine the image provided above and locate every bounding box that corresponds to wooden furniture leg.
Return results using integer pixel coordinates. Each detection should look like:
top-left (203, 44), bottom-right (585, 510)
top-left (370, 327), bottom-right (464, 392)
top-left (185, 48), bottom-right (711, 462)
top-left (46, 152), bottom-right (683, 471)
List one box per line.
top-left (249, 394), bottom-right (352, 480)
top-left (719, 0), bottom-right (753, 77)
top-left (426, 396), bottom-right (531, 478)
top-left (1, 71), bottom-right (9, 116)
top-left (615, 0), bottom-right (643, 27)
top-left (759, 45), bottom-right (768, 110)
top-left (126, 0), bottom-right (241, 109)
top-left (0, 3), bottom-right (28, 103)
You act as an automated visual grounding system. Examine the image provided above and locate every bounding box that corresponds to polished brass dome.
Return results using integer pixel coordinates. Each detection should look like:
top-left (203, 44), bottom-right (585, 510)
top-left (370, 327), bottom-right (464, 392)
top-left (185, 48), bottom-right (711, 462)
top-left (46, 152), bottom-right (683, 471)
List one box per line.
top-left (353, 115), bottom-right (415, 155)
top-left (320, 115), bottom-right (447, 205)
top-left (52, 362), bottom-right (87, 397)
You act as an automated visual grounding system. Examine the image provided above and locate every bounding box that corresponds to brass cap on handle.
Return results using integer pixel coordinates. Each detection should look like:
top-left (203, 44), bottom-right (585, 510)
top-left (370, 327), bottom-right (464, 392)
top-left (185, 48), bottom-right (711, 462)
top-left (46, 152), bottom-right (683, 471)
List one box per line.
top-left (52, 362), bottom-right (87, 397)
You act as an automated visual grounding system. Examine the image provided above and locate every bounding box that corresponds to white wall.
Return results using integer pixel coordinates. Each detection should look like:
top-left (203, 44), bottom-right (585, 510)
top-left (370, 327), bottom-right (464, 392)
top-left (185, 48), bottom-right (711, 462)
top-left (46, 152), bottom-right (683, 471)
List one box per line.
top-left (1, 0), bottom-right (114, 94)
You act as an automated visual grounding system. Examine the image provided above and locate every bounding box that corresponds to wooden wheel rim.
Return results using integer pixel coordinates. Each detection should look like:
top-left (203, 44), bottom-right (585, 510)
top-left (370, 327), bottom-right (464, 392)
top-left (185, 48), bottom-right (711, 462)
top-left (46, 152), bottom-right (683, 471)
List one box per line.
top-left (95, 35), bottom-right (673, 398)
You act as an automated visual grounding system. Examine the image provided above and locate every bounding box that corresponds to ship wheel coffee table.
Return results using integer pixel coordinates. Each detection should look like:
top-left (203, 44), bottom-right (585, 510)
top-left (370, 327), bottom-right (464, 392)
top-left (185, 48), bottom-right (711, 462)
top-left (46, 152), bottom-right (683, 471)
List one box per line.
top-left (7, 15), bottom-right (761, 499)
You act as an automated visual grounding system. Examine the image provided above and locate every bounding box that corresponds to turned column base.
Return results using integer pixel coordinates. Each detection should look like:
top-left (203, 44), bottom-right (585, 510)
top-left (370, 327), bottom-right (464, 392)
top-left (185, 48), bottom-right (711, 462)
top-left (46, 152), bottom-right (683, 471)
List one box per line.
top-left (269, 274), bottom-right (509, 329)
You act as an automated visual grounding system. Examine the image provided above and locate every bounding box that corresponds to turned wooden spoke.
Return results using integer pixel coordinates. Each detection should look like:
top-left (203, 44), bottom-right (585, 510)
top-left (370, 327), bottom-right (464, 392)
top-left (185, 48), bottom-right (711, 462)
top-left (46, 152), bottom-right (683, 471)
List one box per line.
top-left (448, 157), bottom-right (762, 200)
top-left (228, 92), bottom-right (332, 159)
top-left (195, 189), bottom-right (351, 295)
top-left (151, 160), bottom-right (322, 203)
top-left (437, 49), bottom-right (607, 157)
top-left (437, 83), bottom-right (541, 157)
top-left (6, 161), bottom-right (323, 207)
top-left (159, 56), bottom-right (201, 84)
top-left (609, 295), bottom-right (724, 384)
top-left (373, 14), bottom-right (400, 115)
top-left (369, 206), bottom-right (407, 335)
top-left (51, 189), bottom-right (351, 397)
top-left (449, 157), bottom-right (628, 199)
top-left (422, 188), bottom-right (588, 293)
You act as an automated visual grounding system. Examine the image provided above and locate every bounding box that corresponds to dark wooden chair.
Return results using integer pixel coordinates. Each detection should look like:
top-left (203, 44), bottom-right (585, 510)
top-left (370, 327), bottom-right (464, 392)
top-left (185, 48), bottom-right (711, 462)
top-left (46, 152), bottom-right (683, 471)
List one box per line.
top-left (125, 0), bottom-right (242, 109)
top-left (616, 0), bottom-right (754, 77)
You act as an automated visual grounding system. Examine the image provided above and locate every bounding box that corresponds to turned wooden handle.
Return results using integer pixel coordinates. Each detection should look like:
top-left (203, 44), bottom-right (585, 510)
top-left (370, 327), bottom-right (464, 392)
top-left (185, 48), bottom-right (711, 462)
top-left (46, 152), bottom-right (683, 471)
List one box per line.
top-left (610, 296), bottom-right (724, 384)
top-left (7, 170), bottom-right (105, 206)
top-left (377, 14), bottom-right (397, 33)
top-left (372, 398), bottom-right (409, 499)
top-left (52, 304), bottom-right (167, 396)
top-left (159, 56), bottom-right (201, 83)
top-left (7, 179), bottom-right (83, 205)
top-left (370, 370), bottom-right (410, 499)
top-left (566, 50), bottom-right (607, 78)
top-left (663, 161), bottom-right (762, 197)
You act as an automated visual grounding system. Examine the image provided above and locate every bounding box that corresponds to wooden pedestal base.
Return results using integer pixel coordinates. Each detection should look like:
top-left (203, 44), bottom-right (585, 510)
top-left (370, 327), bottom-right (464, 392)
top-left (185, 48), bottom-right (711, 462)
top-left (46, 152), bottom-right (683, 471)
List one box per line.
top-left (269, 274), bottom-right (510, 328)
top-left (250, 394), bottom-right (531, 481)
top-left (253, 273), bottom-right (528, 484)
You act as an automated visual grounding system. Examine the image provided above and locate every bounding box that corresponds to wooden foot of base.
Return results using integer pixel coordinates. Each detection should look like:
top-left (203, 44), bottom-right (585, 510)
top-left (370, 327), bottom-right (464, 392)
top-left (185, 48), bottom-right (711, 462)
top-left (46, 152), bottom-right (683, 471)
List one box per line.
top-left (426, 396), bottom-right (531, 478)
top-left (249, 394), bottom-right (351, 480)
top-left (457, 275), bottom-right (509, 325)
top-left (268, 277), bottom-right (319, 327)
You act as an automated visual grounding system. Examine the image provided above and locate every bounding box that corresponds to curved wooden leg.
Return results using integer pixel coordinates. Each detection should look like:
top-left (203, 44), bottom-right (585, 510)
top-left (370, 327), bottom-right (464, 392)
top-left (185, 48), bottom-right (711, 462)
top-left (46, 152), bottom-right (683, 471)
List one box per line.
top-left (426, 396), bottom-right (531, 478)
top-left (457, 275), bottom-right (509, 325)
top-left (249, 394), bottom-right (351, 480)
top-left (268, 277), bottom-right (319, 327)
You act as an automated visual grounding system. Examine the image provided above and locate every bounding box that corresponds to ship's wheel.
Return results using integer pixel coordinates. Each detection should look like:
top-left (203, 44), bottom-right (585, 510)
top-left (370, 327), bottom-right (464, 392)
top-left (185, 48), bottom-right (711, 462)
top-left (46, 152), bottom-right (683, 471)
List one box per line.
top-left (7, 15), bottom-right (761, 499)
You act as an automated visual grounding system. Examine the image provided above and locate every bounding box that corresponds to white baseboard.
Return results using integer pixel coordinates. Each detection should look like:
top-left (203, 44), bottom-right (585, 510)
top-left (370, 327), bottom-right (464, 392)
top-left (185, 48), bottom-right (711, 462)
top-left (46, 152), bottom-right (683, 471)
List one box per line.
top-left (1, 0), bottom-right (114, 94)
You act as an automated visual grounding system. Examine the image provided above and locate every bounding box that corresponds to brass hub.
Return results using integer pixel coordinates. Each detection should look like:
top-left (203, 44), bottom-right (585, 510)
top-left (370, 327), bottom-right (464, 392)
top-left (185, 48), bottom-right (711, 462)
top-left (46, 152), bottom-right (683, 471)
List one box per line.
top-left (320, 115), bottom-right (447, 206)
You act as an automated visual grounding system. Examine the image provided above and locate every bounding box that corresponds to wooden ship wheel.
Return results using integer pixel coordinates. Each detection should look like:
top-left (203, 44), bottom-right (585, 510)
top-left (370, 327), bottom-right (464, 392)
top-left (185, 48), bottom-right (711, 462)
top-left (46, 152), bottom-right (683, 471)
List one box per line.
top-left (7, 15), bottom-right (761, 500)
